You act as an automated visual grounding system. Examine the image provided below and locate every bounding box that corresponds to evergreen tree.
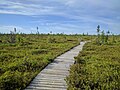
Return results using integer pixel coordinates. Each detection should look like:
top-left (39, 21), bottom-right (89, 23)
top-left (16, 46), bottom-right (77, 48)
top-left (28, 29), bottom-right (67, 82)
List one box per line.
top-left (96, 25), bottom-right (100, 44)
top-left (105, 30), bottom-right (110, 43)
top-left (36, 27), bottom-right (39, 34)
top-left (97, 25), bottom-right (100, 34)
top-left (101, 30), bottom-right (105, 44)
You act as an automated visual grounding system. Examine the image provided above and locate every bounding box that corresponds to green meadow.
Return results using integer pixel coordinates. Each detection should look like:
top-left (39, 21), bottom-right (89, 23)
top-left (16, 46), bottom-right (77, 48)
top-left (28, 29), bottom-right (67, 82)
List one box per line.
top-left (66, 35), bottom-right (120, 90)
top-left (0, 34), bottom-right (91, 90)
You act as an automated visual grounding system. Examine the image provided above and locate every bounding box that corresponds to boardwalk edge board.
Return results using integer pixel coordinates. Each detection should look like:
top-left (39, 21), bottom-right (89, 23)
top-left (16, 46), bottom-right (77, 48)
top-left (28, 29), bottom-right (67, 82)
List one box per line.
top-left (25, 42), bottom-right (86, 90)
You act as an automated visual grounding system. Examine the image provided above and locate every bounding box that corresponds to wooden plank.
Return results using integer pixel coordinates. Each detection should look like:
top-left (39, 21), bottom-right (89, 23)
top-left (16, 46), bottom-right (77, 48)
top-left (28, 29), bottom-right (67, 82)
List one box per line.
top-left (25, 42), bottom-right (85, 90)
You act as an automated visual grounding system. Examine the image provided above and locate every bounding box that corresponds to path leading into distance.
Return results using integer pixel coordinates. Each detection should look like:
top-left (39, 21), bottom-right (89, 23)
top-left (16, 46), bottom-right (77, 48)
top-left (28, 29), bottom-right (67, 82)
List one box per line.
top-left (25, 42), bottom-right (86, 90)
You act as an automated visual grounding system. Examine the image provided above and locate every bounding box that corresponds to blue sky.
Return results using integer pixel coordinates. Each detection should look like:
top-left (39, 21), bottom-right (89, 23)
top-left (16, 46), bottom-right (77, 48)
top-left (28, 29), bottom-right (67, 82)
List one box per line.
top-left (0, 0), bottom-right (120, 34)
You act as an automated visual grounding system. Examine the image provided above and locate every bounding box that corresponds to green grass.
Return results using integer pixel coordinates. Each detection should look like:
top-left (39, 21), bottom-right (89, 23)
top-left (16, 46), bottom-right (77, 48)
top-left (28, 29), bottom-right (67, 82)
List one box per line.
top-left (66, 36), bottom-right (120, 90)
top-left (0, 34), bottom-right (92, 90)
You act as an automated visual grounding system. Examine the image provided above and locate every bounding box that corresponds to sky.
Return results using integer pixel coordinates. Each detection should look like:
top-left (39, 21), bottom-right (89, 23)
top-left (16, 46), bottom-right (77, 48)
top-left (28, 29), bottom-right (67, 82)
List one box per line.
top-left (0, 0), bottom-right (120, 34)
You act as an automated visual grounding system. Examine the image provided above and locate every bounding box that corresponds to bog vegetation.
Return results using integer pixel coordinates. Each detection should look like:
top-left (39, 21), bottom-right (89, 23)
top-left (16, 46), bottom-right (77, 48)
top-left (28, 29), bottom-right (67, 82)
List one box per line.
top-left (66, 26), bottom-right (120, 90)
top-left (0, 30), bottom-right (91, 90)
top-left (0, 25), bottom-right (119, 90)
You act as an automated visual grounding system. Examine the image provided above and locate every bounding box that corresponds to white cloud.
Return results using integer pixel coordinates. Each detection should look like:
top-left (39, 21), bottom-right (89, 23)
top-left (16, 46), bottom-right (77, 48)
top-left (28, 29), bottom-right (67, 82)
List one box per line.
top-left (0, 25), bottom-right (32, 34)
top-left (0, 0), bottom-right (56, 15)
top-left (0, 0), bottom-right (120, 34)
top-left (0, 0), bottom-right (120, 18)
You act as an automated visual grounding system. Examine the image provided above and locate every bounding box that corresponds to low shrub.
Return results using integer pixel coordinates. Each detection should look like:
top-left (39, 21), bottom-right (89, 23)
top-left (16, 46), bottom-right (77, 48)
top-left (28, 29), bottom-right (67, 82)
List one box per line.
top-left (0, 34), bottom-right (87, 89)
top-left (66, 41), bottom-right (120, 90)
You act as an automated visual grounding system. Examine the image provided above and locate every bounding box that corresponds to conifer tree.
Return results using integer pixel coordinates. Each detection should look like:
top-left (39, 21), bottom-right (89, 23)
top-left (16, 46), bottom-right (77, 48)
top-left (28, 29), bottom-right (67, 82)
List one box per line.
top-left (105, 30), bottom-right (110, 43)
top-left (101, 30), bottom-right (105, 44)
top-left (96, 25), bottom-right (100, 44)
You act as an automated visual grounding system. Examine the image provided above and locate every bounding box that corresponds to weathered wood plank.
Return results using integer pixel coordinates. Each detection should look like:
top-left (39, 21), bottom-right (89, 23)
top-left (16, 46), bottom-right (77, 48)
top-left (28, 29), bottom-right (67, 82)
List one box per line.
top-left (25, 42), bottom-right (85, 90)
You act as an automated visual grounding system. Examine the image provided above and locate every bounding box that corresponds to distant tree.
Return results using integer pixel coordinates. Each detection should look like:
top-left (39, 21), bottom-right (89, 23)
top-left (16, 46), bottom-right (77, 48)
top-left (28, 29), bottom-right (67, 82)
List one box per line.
top-left (9, 28), bottom-right (17, 43)
top-left (101, 30), bottom-right (105, 44)
top-left (96, 25), bottom-right (100, 44)
top-left (97, 25), bottom-right (100, 34)
top-left (107, 30), bottom-right (110, 34)
top-left (105, 30), bottom-right (110, 43)
top-left (50, 31), bottom-right (52, 34)
top-left (36, 27), bottom-right (39, 34)
top-left (14, 28), bottom-right (16, 33)
top-left (82, 33), bottom-right (85, 36)
top-left (37, 27), bottom-right (38, 31)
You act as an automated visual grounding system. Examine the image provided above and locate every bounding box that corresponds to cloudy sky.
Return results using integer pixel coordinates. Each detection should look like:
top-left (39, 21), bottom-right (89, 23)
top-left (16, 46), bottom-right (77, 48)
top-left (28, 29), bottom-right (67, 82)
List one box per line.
top-left (0, 0), bottom-right (120, 34)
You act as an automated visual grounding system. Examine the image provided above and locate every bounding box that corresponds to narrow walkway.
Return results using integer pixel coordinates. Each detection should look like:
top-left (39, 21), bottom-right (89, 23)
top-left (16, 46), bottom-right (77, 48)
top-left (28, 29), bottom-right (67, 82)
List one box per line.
top-left (25, 42), bottom-right (86, 90)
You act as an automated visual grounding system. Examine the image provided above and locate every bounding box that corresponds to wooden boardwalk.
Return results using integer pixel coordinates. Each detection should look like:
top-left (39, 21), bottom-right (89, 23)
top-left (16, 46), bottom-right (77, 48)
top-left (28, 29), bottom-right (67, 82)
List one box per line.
top-left (25, 42), bottom-right (85, 90)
